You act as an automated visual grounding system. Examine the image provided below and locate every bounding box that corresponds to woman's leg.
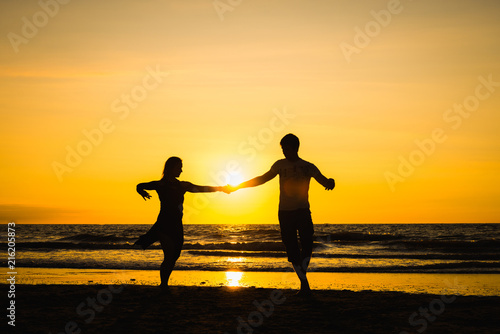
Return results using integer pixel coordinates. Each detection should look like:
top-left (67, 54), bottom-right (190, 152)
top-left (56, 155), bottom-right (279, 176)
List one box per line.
top-left (134, 223), bottom-right (160, 250)
top-left (158, 231), bottom-right (183, 288)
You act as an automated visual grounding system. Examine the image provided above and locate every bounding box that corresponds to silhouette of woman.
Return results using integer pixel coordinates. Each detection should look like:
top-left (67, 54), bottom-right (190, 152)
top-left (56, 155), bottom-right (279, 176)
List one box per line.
top-left (134, 157), bottom-right (228, 290)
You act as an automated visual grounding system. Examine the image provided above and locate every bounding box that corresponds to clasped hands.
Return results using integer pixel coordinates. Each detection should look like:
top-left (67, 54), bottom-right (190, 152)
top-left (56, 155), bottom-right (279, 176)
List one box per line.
top-left (220, 184), bottom-right (239, 194)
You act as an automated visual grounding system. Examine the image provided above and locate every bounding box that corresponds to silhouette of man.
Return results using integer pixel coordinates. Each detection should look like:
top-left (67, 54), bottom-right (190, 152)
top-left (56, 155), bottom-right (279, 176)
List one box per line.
top-left (231, 133), bottom-right (335, 296)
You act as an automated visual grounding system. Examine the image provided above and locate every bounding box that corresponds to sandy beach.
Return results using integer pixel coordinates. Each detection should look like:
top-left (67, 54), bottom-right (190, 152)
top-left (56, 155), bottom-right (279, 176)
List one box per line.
top-left (6, 283), bottom-right (500, 334)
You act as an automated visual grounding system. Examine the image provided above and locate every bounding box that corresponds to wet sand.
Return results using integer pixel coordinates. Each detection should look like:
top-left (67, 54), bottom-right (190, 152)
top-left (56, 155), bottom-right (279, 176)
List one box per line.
top-left (7, 284), bottom-right (500, 334)
top-left (6, 268), bottom-right (500, 296)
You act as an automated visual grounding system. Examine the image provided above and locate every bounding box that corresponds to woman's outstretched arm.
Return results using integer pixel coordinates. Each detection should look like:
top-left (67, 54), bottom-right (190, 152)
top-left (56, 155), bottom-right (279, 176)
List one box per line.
top-left (136, 181), bottom-right (158, 200)
top-left (183, 182), bottom-right (230, 193)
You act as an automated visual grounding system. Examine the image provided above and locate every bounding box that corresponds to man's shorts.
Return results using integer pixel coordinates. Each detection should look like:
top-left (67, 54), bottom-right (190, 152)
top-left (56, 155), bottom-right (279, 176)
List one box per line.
top-left (278, 208), bottom-right (314, 264)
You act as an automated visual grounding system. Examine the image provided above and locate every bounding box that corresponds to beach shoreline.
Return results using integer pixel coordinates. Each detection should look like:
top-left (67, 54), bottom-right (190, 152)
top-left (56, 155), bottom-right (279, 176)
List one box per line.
top-left (3, 267), bottom-right (500, 296)
top-left (6, 284), bottom-right (500, 334)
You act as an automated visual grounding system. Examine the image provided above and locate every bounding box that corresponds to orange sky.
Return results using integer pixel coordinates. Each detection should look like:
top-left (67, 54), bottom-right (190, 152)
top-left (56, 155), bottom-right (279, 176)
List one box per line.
top-left (1, 0), bottom-right (499, 224)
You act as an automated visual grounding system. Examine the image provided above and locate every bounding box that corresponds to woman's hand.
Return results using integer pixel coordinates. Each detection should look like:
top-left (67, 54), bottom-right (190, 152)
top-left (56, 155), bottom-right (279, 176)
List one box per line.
top-left (138, 190), bottom-right (151, 200)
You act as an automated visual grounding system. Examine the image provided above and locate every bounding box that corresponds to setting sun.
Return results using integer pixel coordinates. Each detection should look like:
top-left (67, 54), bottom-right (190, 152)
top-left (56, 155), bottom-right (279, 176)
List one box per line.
top-left (227, 172), bottom-right (244, 187)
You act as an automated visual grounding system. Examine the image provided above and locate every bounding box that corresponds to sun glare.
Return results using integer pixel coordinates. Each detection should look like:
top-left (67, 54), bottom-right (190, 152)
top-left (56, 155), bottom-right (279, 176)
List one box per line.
top-left (228, 172), bottom-right (243, 187)
top-left (225, 271), bottom-right (243, 287)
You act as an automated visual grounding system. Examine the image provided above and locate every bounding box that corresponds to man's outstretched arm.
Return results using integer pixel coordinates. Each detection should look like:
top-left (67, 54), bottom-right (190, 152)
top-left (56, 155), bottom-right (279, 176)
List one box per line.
top-left (313, 170), bottom-right (335, 190)
top-left (234, 169), bottom-right (278, 191)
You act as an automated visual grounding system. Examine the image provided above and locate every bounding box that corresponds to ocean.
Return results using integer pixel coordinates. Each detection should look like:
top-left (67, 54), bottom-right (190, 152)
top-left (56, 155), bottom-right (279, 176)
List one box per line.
top-left (3, 223), bottom-right (500, 274)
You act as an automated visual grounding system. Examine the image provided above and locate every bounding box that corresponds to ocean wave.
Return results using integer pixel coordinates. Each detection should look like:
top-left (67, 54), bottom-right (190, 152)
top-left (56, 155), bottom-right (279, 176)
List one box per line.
top-left (4, 241), bottom-right (288, 251)
top-left (5, 242), bottom-right (140, 250)
top-left (187, 250), bottom-right (500, 261)
top-left (4, 237), bottom-right (500, 255)
top-left (190, 227), bottom-right (282, 242)
top-left (184, 242), bottom-right (287, 252)
top-left (320, 232), bottom-right (404, 243)
top-left (384, 239), bottom-right (500, 250)
top-left (188, 250), bottom-right (287, 258)
top-left (6, 241), bottom-right (294, 252)
top-left (57, 233), bottom-right (135, 243)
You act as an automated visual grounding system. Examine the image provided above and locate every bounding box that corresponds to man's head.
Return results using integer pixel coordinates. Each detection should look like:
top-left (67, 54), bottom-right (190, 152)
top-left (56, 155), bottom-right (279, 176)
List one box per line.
top-left (280, 133), bottom-right (300, 160)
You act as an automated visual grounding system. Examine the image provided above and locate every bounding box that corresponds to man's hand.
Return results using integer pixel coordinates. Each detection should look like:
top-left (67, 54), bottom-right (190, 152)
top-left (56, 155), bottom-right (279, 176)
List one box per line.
top-left (325, 178), bottom-right (335, 190)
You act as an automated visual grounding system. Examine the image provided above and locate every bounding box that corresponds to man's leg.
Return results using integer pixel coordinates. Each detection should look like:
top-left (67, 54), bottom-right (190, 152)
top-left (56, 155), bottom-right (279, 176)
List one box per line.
top-left (279, 210), bottom-right (311, 295)
top-left (292, 262), bottom-right (310, 293)
top-left (296, 209), bottom-right (314, 295)
top-left (298, 209), bottom-right (314, 271)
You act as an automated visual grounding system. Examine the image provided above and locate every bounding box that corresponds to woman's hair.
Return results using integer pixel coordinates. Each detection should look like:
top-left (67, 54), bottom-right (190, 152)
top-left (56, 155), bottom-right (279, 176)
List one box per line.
top-left (162, 156), bottom-right (182, 179)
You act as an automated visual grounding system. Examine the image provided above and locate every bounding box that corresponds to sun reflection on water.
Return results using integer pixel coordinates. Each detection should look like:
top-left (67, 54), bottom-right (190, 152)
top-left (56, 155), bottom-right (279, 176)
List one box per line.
top-left (225, 271), bottom-right (243, 287)
top-left (226, 257), bottom-right (245, 263)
